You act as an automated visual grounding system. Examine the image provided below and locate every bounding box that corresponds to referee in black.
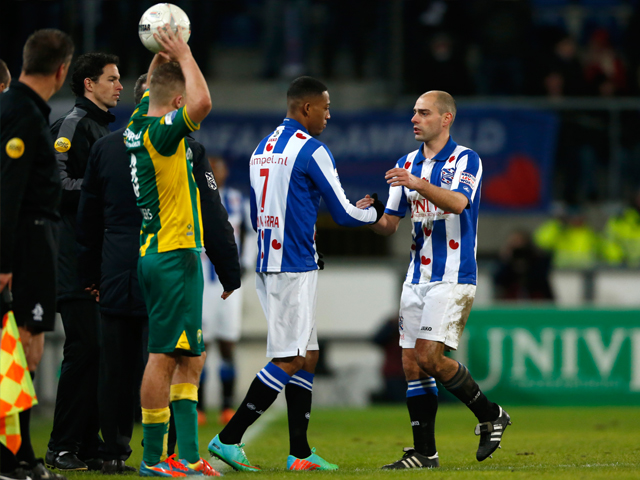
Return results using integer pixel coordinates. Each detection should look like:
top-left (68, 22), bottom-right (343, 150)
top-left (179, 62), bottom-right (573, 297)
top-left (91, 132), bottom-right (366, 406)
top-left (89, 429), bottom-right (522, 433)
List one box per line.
top-left (0, 29), bottom-right (74, 480)
top-left (45, 53), bottom-right (122, 472)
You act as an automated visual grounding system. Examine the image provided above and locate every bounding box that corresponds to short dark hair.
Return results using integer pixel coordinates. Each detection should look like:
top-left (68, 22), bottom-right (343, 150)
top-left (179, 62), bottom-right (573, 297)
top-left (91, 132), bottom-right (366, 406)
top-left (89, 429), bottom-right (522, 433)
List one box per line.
top-left (0, 59), bottom-right (9, 86)
top-left (149, 62), bottom-right (185, 106)
top-left (22, 29), bottom-right (74, 76)
top-left (70, 52), bottom-right (119, 97)
top-left (287, 76), bottom-right (328, 101)
top-left (134, 73), bottom-right (148, 104)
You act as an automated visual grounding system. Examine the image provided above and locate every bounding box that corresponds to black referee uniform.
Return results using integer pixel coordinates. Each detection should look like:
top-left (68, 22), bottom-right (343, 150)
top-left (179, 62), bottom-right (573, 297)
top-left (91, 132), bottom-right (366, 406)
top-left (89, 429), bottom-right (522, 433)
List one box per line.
top-left (47, 96), bottom-right (115, 465)
top-left (76, 128), bottom-right (241, 466)
top-left (0, 81), bottom-right (61, 470)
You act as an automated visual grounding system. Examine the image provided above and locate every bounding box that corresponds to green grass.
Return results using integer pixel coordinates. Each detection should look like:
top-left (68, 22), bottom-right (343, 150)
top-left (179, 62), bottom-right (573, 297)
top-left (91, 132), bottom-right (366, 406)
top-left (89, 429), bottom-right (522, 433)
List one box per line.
top-left (31, 405), bottom-right (640, 479)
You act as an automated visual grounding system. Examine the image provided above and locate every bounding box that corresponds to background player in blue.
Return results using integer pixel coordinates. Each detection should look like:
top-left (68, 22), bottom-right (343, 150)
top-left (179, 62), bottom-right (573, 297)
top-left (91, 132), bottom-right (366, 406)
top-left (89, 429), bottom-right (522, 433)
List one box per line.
top-left (199, 156), bottom-right (254, 426)
top-left (208, 76), bottom-right (384, 472)
top-left (359, 91), bottom-right (511, 469)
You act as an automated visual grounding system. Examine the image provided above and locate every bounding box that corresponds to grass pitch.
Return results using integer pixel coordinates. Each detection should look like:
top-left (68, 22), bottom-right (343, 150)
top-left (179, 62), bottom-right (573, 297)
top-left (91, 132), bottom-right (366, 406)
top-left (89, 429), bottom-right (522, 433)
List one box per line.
top-left (31, 405), bottom-right (640, 479)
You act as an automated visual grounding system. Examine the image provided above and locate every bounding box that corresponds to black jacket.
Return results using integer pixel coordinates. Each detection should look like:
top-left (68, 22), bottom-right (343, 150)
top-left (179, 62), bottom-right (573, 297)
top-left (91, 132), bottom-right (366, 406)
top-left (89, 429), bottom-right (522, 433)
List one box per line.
top-left (1, 81), bottom-right (61, 273)
top-left (51, 96), bottom-right (115, 301)
top-left (77, 128), bottom-right (241, 317)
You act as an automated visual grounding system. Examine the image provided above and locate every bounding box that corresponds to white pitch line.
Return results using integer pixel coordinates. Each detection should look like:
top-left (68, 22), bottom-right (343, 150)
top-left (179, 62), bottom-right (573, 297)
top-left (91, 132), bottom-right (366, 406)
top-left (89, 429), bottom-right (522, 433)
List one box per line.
top-left (243, 406), bottom-right (285, 443)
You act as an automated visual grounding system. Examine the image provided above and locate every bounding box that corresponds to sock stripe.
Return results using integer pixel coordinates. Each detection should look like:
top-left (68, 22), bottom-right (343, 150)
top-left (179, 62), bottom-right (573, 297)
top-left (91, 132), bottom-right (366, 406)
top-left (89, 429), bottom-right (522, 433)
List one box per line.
top-left (407, 377), bottom-right (438, 397)
top-left (289, 378), bottom-right (313, 391)
top-left (257, 370), bottom-right (285, 392)
top-left (291, 373), bottom-right (313, 388)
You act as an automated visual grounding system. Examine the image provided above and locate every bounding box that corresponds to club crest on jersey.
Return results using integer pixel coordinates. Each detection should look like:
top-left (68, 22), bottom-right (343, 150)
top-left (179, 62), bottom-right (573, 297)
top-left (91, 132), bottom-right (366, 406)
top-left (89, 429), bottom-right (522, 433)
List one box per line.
top-left (441, 167), bottom-right (455, 185)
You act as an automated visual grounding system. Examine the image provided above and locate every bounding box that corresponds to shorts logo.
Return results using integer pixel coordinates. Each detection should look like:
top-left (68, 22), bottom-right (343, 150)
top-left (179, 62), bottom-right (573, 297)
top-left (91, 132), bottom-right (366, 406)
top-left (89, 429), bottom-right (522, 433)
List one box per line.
top-left (398, 315), bottom-right (404, 332)
top-left (54, 137), bottom-right (71, 153)
top-left (197, 329), bottom-right (202, 344)
top-left (32, 303), bottom-right (44, 321)
top-left (205, 171), bottom-right (217, 190)
top-left (6, 138), bottom-right (25, 158)
top-left (420, 326), bottom-right (432, 331)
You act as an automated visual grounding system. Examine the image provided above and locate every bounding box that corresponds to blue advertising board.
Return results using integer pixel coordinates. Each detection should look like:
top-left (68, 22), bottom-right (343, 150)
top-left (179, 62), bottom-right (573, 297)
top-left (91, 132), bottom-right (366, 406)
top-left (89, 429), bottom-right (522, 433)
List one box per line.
top-left (114, 107), bottom-right (558, 212)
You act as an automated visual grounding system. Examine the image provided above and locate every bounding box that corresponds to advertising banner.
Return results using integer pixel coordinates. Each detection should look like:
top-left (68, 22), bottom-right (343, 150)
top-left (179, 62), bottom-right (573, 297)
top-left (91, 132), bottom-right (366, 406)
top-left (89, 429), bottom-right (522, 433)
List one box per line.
top-left (453, 308), bottom-right (640, 405)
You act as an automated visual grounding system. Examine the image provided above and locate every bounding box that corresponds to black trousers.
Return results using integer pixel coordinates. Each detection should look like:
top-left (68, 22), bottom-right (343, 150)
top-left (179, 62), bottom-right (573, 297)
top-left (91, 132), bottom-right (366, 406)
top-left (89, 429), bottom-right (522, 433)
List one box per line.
top-left (98, 314), bottom-right (148, 461)
top-left (48, 299), bottom-right (102, 457)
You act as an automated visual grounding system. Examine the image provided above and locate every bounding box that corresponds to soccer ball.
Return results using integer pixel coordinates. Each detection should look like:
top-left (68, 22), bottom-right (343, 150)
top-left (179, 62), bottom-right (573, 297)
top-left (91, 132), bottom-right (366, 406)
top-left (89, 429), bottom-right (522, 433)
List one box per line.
top-left (138, 3), bottom-right (191, 54)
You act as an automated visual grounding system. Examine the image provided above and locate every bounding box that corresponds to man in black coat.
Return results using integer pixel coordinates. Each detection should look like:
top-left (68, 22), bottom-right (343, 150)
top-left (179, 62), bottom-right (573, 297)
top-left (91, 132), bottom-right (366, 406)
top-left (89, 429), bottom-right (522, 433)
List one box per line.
top-left (46, 53), bottom-right (122, 472)
top-left (76, 74), bottom-right (241, 474)
top-left (0, 28), bottom-right (74, 480)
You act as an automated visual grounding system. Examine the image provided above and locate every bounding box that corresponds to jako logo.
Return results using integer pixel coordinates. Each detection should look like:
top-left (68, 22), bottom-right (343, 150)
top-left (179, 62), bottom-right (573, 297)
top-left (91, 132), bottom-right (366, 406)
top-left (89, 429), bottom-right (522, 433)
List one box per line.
top-left (421, 326), bottom-right (432, 331)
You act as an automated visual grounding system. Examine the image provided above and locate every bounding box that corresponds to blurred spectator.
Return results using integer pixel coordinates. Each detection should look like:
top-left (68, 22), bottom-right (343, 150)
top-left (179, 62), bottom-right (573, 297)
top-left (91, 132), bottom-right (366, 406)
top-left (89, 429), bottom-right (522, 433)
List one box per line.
top-left (261, 0), bottom-right (311, 79)
top-left (494, 229), bottom-right (554, 301)
top-left (583, 28), bottom-right (628, 96)
top-left (473, 0), bottom-right (534, 95)
top-left (371, 316), bottom-right (405, 403)
top-left (604, 191), bottom-right (640, 267)
top-left (543, 34), bottom-right (586, 98)
top-left (402, 0), bottom-right (473, 95)
top-left (534, 206), bottom-right (601, 269)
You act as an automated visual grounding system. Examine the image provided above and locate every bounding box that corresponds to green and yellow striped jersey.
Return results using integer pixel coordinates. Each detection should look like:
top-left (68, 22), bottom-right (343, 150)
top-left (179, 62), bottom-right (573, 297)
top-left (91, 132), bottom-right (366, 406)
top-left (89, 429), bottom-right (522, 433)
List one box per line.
top-left (124, 90), bottom-right (204, 257)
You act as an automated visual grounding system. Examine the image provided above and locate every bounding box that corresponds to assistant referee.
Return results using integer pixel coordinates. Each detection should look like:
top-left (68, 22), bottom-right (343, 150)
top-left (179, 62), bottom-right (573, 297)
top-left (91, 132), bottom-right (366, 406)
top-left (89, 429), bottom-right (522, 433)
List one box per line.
top-left (0, 29), bottom-right (74, 480)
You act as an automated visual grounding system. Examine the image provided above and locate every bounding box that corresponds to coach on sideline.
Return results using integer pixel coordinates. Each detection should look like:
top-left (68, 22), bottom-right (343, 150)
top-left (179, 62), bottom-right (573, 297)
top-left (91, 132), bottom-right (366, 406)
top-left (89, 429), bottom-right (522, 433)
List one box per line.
top-left (46, 53), bottom-right (122, 472)
top-left (0, 29), bottom-right (74, 480)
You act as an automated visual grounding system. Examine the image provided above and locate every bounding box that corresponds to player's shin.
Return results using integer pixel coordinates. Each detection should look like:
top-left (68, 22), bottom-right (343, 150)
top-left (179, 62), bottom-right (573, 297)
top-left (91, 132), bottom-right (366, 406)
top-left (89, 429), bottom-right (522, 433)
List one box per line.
top-left (141, 407), bottom-right (171, 465)
top-left (441, 362), bottom-right (499, 422)
top-left (406, 378), bottom-right (438, 457)
top-left (170, 383), bottom-right (200, 464)
top-left (219, 362), bottom-right (291, 444)
top-left (285, 370), bottom-right (314, 459)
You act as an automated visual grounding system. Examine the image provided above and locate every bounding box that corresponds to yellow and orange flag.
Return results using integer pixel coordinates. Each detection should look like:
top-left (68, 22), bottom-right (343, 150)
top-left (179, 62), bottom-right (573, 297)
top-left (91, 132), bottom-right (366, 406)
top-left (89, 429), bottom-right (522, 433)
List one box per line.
top-left (0, 310), bottom-right (38, 453)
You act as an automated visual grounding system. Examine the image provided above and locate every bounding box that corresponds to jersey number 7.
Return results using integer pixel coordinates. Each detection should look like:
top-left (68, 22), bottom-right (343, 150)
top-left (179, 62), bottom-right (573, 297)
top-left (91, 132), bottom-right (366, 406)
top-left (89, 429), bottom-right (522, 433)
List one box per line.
top-left (260, 168), bottom-right (269, 213)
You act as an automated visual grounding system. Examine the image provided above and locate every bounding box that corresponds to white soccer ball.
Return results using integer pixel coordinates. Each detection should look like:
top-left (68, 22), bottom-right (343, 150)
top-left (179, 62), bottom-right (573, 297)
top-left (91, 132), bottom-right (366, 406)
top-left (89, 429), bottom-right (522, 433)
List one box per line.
top-left (138, 3), bottom-right (191, 54)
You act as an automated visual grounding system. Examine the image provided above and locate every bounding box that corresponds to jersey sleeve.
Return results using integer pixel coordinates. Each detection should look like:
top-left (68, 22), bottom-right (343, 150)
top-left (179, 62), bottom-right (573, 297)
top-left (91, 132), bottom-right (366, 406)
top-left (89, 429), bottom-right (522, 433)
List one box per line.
top-left (146, 105), bottom-right (200, 157)
top-left (384, 157), bottom-right (409, 217)
top-left (306, 144), bottom-right (377, 227)
top-left (451, 150), bottom-right (482, 205)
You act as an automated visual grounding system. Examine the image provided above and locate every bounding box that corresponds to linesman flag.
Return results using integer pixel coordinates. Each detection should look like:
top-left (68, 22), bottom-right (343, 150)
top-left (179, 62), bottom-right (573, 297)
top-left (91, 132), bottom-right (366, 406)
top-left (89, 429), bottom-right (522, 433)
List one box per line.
top-left (0, 310), bottom-right (38, 453)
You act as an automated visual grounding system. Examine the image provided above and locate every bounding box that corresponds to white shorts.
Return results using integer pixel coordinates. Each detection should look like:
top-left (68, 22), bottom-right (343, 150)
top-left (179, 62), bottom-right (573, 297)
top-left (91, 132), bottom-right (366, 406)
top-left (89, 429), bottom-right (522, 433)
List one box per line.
top-left (399, 281), bottom-right (476, 350)
top-left (202, 275), bottom-right (243, 343)
top-left (255, 271), bottom-right (319, 358)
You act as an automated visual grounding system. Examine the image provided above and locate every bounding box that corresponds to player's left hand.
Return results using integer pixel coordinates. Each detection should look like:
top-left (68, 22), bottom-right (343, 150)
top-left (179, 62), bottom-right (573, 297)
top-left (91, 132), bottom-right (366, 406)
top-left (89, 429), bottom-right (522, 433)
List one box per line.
top-left (385, 167), bottom-right (424, 190)
top-left (154, 24), bottom-right (191, 63)
top-left (221, 290), bottom-right (234, 300)
top-left (85, 284), bottom-right (100, 303)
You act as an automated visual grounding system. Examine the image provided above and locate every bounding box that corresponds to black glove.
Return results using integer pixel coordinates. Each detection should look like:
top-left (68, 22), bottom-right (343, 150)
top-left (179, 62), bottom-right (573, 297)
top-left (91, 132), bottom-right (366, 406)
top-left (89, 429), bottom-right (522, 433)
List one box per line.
top-left (370, 193), bottom-right (385, 223)
top-left (317, 252), bottom-right (325, 270)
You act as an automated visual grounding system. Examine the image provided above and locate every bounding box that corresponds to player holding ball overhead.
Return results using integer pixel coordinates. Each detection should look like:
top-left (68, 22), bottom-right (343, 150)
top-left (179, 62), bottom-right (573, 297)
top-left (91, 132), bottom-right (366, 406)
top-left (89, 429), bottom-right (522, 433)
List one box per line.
top-left (125, 20), bottom-right (221, 477)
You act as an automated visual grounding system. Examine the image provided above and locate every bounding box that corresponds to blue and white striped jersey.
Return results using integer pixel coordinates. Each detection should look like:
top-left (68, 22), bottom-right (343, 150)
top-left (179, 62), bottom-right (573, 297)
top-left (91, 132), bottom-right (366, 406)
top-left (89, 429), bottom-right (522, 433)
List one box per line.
top-left (385, 137), bottom-right (483, 285)
top-left (249, 117), bottom-right (377, 273)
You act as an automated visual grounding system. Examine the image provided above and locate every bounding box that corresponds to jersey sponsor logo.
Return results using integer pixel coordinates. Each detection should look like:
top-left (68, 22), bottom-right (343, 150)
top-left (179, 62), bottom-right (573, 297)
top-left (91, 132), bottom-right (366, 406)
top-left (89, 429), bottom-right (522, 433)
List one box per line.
top-left (460, 172), bottom-right (476, 188)
top-left (164, 110), bottom-right (177, 125)
top-left (250, 155), bottom-right (288, 167)
top-left (441, 167), bottom-right (455, 185)
top-left (205, 171), bottom-right (217, 190)
top-left (410, 196), bottom-right (452, 220)
top-left (124, 128), bottom-right (142, 147)
top-left (5, 137), bottom-right (25, 158)
top-left (54, 137), bottom-right (71, 153)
